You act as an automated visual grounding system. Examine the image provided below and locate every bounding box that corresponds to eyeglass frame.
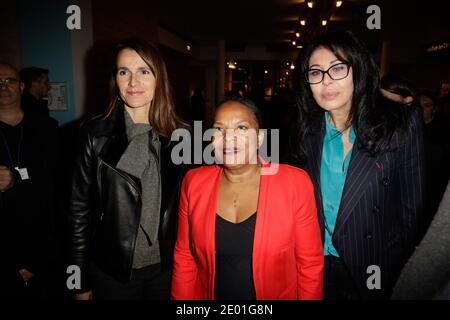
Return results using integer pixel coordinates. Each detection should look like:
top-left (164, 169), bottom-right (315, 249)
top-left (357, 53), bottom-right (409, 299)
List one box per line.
top-left (0, 78), bottom-right (20, 87)
top-left (305, 62), bottom-right (351, 84)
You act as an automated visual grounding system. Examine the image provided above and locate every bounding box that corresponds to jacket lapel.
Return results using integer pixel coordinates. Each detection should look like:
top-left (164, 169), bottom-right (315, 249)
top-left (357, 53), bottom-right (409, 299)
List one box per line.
top-left (208, 166), bottom-right (222, 299)
top-left (305, 120), bottom-right (326, 240)
top-left (97, 105), bottom-right (141, 191)
top-left (99, 133), bottom-right (128, 168)
top-left (334, 143), bottom-right (379, 235)
top-left (251, 162), bottom-right (269, 300)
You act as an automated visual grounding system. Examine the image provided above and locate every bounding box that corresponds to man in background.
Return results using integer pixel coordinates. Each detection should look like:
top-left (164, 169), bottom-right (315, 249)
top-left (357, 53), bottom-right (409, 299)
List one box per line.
top-left (0, 62), bottom-right (59, 299)
top-left (19, 67), bottom-right (51, 117)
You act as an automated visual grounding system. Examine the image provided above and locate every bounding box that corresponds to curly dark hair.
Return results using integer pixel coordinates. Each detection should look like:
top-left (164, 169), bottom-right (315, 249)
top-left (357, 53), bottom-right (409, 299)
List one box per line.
top-left (290, 30), bottom-right (410, 165)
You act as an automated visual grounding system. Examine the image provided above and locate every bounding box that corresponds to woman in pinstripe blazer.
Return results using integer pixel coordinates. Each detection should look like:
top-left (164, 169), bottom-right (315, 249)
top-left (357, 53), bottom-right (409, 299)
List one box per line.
top-left (290, 30), bottom-right (425, 300)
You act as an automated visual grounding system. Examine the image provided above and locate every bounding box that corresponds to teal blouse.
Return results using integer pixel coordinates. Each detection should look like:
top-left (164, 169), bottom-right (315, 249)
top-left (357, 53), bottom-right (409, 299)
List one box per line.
top-left (320, 112), bottom-right (356, 257)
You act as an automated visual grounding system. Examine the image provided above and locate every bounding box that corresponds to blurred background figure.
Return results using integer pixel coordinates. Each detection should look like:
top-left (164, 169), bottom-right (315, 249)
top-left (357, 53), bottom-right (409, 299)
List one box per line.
top-left (190, 87), bottom-right (206, 124)
top-left (19, 67), bottom-right (51, 118)
top-left (436, 83), bottom-right (450, 127)
top-left (419, 92), bottom-right (438, 125)
top-left (417, 91), bottom-right (450, 233)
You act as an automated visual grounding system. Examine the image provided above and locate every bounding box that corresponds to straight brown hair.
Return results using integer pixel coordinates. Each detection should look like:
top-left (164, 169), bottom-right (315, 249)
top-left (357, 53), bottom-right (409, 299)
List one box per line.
top-left (107, 37), bottom-right (186, 138)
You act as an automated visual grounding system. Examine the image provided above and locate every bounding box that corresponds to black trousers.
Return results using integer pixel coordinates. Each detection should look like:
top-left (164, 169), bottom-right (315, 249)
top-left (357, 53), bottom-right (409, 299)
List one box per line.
top-left (323, 255), bottom-right (361, 300)
top-left (91, 263), bottom-right (171, 300)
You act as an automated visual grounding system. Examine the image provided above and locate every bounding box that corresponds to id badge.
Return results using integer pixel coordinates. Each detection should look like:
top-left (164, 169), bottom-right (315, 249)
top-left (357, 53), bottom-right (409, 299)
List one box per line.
top-left (14, 167), bottom-right (30, 181)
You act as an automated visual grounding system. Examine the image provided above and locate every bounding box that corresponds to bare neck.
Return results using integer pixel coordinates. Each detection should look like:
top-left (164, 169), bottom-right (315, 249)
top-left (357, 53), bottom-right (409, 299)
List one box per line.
top-left (125, 105), bottom-right (150, 124)
top-left (222, 164), bottom-right (261, 185)
top-left (328, 109), bottom-right (350, 132)
top-left (0, 105), bottom-right (24, 126)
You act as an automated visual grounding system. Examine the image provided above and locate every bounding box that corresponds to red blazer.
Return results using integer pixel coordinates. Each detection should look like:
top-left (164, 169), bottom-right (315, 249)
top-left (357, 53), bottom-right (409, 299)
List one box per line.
top-left (171, 163), bottom-right (323, 300)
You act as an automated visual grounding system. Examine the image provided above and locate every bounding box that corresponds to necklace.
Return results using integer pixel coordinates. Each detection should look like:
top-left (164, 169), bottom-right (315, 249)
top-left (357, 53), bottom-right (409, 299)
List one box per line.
top-left (224, 165), bottom-right (261, 209)
top-left (233, 194), bottom-right (238, 208)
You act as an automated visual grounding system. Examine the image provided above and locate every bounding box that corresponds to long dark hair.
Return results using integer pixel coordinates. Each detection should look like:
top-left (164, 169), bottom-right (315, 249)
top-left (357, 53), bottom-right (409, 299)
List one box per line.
top-left (291, 30), bottom-right (410, 164)
top-left (106, 37), bottom-right (186, 138)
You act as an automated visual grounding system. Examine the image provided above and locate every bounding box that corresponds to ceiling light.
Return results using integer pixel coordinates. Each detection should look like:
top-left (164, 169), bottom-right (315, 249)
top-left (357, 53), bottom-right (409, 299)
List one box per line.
top-left (264, 70), bottom-right (268, 74)
top-left (307, 1), bottom-right (314, 9)
top-left (300, 19), bottom-right (306, 26)
top-left (186, 45), bottom-right (191, 51)
top-left (295, 32), bottom-right (300, 38)
top-left (292, 40), bottom-right (296, 46)
top-left (321, 20), bottom-right (327, 26)
top-left (290, 63), bottom-right (295, 70)
top-left (336, 1), bottom-right (343, 7)
top-left (296, 45), bottom-right (303, 49)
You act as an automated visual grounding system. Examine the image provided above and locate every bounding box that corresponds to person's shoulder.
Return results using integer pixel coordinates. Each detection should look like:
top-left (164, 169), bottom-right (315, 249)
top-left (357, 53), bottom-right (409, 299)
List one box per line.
top-left (398, 103), bottom-right (423, 136)
top-left (377, 96), bottom-right (423, 135)
top-left (80, 113), bottom-right (111, 136)
top-left (378, 95), bottom-right (420, 120)
top-left (85, 113), bottom-right (108, 126)
top-left (25, 113), bottom-right (59, 131)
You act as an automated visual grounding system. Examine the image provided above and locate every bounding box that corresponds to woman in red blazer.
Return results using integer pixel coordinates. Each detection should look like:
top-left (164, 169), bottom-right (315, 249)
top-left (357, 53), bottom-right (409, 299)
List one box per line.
top-left (171, 96), bottom-right (323, 300)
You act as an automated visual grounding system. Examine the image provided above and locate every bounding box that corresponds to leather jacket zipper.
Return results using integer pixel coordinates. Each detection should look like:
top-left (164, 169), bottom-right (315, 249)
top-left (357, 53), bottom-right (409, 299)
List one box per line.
top-left (102, 160), bottom-right (143, 280)
top-left (102, 161), bottom-right (142, 197)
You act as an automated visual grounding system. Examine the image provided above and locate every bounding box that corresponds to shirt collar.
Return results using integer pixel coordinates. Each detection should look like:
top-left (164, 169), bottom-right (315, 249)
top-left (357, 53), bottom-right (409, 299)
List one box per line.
top-left (324, 112), bottom-right (356, 144)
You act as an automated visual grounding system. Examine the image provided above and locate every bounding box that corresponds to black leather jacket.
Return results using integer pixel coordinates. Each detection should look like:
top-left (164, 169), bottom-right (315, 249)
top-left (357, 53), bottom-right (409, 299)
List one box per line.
top-left (68, 105), bottom-right (187, 291)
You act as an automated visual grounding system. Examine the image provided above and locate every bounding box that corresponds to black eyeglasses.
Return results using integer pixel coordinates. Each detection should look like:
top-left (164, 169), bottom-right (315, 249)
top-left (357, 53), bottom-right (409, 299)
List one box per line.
top-left (0, 78), bottom-right (19, 87)
top-left (305, 62), bottom-right (350, 84)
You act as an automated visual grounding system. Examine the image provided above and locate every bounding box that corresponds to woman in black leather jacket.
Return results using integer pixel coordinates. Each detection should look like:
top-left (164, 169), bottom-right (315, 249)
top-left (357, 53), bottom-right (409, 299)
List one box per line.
top-left (68, 38), bottom-right (188, 300)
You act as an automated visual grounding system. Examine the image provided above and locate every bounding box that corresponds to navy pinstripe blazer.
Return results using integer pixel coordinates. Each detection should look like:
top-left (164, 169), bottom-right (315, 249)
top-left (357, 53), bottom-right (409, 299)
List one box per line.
top-left (303, 106), bottom-right (425, 299)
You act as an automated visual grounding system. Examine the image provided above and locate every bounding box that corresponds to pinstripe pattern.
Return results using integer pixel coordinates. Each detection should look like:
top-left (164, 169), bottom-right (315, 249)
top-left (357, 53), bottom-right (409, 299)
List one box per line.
top-left (304, 107), bottom-right (425, 299)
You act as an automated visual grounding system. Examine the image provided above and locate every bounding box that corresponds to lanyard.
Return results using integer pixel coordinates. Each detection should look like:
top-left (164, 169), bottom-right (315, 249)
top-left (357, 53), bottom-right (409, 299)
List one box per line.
top-left (0, 124), bottom-right (24, 169)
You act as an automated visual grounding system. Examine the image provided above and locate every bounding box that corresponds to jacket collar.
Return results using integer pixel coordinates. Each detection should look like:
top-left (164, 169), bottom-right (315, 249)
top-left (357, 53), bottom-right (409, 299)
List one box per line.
top-left (93, 103), bottom-right (177, 149)
top-left (91, 103), bottom-right (126, 138)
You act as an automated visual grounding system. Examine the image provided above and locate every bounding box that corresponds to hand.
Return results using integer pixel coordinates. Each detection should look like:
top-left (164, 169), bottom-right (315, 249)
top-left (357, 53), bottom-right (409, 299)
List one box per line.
top-left (74, 290), bottom-right (93, 300)
top-left (0, 166), bottom-right (14, 191)
top-left (19, 269), bottom-right (34, 282)
top-left (380, 88), bottom-right (414, 106)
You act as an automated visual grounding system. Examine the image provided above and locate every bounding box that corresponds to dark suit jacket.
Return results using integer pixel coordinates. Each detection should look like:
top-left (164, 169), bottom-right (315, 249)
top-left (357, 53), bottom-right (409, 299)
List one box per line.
top-left (303, 106), bottom-right (425, 299)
